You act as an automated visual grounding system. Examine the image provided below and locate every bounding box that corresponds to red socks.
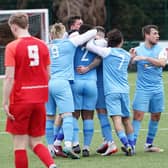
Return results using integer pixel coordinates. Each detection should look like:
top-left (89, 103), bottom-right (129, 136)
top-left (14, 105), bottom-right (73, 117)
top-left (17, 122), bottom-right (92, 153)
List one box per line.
top-left (33, 144), bottom-right (55, 167)
top-left (15, 150), bottom-right (28, 168)
top-left (14, 144), bottom-right (55, 168)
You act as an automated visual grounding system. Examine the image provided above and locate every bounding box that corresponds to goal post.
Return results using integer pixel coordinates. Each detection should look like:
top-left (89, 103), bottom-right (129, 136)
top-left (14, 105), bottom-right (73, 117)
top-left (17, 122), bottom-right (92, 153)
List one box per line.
top-left (0, 9), bottom-right (49, 76)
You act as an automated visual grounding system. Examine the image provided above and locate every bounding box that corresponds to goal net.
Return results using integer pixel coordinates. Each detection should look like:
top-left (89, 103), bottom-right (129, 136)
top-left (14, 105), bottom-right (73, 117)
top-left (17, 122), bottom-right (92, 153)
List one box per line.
top-left (0, 9), bottom-right (49, 77)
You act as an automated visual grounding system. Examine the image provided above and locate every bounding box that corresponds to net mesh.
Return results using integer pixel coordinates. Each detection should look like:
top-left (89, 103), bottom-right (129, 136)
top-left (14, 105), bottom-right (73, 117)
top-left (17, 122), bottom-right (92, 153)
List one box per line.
top-left (0, 10), bottom-right (48, 77)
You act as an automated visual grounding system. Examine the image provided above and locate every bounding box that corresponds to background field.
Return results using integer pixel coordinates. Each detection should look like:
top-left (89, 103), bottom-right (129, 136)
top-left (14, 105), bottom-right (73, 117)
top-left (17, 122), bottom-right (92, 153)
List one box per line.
top-left (0, 71), bottom-right (168, 168)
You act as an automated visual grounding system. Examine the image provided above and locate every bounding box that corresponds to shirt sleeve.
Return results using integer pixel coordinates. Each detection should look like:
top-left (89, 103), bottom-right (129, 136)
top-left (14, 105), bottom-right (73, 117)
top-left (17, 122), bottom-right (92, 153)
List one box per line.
top-left (69, 29), bottom-right (97, 47)
top-left (86, 39), bottom-right (111, 58)
top-left (4, 40), bottom-right (18, 66)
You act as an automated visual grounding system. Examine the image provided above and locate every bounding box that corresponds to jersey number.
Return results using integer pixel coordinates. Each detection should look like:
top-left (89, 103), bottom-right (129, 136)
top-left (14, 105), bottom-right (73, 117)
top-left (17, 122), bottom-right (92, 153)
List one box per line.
top-left (28, 45), bottom-right (39, 66)
top-left (51, 45), bottom-right (59, 58)
top-left (118, 54), bottom-right (125, 70)
top-left (81, 47), bottom-right (89, 61)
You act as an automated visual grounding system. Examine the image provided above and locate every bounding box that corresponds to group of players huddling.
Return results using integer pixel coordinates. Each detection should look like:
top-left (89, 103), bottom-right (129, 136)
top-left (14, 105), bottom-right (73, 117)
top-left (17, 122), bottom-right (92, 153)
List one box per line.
top-left (45, 16), bottom-right (168, 159)
top-left (3, 13), bottom-right (168, 168)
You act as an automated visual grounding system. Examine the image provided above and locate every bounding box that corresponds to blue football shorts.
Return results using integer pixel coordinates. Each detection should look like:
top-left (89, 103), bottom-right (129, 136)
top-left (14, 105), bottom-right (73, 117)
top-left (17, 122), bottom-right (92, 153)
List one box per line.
top-left (46, 79), bottom-right (74, 115)
top-left (105, 93), bottom-right (130, 117)
top-left (132, 90), bottom-right (164, 113)
top-left (71, 79), bottom-right (97, 110)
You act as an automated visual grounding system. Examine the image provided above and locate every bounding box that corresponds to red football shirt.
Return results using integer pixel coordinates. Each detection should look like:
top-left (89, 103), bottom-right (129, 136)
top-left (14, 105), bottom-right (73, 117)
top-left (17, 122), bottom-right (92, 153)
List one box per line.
top-left (5, 36), bottom-right (50, 104)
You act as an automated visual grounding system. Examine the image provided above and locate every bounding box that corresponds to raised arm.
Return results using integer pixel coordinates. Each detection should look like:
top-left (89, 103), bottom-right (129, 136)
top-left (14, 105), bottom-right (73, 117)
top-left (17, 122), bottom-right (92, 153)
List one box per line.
top-left (70, 29), bottom-right (97, 46)
top-left (132, 48), bottom-right (168, 67)
top-left (86, 39), bottom-right (111, 58)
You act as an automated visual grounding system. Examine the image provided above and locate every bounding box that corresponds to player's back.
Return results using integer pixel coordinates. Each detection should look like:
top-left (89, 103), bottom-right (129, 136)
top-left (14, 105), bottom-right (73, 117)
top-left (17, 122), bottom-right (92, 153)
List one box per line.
top-left (103, 48), bottom-right (130, 95)
top-left (74, 46), bottom-right (97, 80)
top-left (5, 36), bottom-right (50, 103)
top-left (49, 38), bottom-right (76, 80)
top-left (135, 43), bottom-right (163, 91)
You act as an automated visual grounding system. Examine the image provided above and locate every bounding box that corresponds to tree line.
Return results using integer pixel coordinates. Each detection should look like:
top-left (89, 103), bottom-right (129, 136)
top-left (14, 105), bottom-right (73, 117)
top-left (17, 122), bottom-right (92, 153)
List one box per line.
top-left (0, 0), bottom-right (168, 40)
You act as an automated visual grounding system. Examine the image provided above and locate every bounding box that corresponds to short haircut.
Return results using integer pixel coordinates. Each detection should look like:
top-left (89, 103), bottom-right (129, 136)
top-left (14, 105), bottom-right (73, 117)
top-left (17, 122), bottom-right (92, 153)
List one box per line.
top-left (67, 15), bottom-right (82, 29)
top-left (78, 24), bottom-right (93, 34)
top-left (95, 26), bottom-right (105, 33)
top-left (142, 25), bottom-right (158, 39)
top-left (95, 26), bottom-right (105, 38)
top-left (107, 28), bottom-right (123, 47)
top-left (50, 22), bottom-right (66, 39)
top-left (8, 12), bottom-right (28, 29)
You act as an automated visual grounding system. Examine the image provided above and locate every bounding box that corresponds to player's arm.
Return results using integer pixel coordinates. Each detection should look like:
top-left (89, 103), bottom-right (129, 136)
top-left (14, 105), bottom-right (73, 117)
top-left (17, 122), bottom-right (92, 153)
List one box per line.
top-left (86, 39), bottom-right (111, 58)
top-left (2, 66), bottom-right (15, 120)
top-left (77, 56), bottom-right (102, 74)
top-left (132, 55), bottom-right (167, 67)
top-left (87, 56), bottom-right (102, 70)
top-left (131, 47), bottom-right (168, 67)
top-left (47, 65), bottom-right (51, 80)
top-left (70, 29), bottom-right (97, 46)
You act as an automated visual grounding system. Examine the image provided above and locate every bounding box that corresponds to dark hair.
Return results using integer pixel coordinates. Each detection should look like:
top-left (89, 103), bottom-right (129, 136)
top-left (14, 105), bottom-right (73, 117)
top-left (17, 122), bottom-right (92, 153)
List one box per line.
top-left (67, 16), bottom-right (81, 29)
top-left (142, 25), bottom-right (158, 39)
top-left (68, 29), bottom-right (78, 35)
top-left (78, 24), bottom-right (93, 34)
top-left (107, 28), bottom-right (123, 47)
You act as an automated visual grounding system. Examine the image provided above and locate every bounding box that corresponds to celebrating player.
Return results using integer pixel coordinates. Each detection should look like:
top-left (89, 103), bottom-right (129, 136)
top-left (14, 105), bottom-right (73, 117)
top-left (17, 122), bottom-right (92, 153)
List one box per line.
top-left (71, 24), bottom-right (99, 157)
top-left (45, 22), bottom-right (97, 159)
top-left (86, 28), bottom-right (135, 156)
top-left (131, 25), bottom-right (168, 152)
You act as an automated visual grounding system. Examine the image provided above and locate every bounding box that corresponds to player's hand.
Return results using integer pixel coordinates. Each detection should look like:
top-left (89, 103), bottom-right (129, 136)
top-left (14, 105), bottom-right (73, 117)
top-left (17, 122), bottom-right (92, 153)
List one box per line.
top-left (3, 104), bottom-right (15, 120)
top-left (129, 48), bottom-right (136, 58)
top-left (76, 66), bottom-right (89, 74)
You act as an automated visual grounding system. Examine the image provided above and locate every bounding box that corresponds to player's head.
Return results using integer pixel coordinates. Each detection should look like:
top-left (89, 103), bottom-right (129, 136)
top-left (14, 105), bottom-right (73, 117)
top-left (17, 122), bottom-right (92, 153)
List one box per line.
top-left (50, 22), bottom-right (66, 39)
top-left (142, 25), bottom-right (159, 45)
top-left (8, 12), bottom-right (29, 37)
top-left (67, 15), bottom-right (83, 31)
top-left (78, 24), bottom-right (93, 34)
top-left (107, 28), bottom-right (124, 47)
top-left (95, 26), bottom-right (105, 39)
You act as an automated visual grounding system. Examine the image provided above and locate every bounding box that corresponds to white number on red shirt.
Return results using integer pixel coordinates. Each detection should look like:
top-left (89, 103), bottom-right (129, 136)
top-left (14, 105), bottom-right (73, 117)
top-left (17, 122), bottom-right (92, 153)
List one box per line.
top-left (28, 45), bottom-right (39, 66)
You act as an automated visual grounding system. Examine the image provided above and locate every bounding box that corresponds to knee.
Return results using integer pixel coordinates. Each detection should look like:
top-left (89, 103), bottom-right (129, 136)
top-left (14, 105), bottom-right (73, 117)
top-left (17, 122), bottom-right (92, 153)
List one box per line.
top-left (73, 111), bottom-right (80, 119)
top-left (82, 110), bottom-right (94, 120)
top-left (151, 113), bottom-right (161, 121)
top-left (133, 111), bottom-right (144, 121)
top-left (122, 117), bottom-right (130, 126)
top-left (29, 138), bottom-right (42, 150)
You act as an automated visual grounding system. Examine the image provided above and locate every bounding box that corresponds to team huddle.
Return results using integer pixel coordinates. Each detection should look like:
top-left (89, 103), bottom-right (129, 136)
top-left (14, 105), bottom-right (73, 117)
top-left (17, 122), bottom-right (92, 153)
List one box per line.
top-left (2, 13), bottom-right (168, 168)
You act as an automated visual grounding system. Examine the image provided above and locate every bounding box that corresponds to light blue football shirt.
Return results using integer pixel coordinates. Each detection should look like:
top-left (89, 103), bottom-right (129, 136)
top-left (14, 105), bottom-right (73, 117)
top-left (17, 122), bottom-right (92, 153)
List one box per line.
top-left (103, 48), bottom-right (131, 95)
top-left (74, 46), bottom-right (97, 80)
top-left (49, 39), bottom-right (76, 80)
top-left (135, 43), bottom-right (163, 91)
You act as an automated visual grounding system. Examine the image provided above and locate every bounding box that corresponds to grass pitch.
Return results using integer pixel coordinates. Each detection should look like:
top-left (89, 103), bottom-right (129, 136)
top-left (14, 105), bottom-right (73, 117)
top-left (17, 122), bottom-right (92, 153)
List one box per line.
top-left (0, 71), bottom-right (168, 168)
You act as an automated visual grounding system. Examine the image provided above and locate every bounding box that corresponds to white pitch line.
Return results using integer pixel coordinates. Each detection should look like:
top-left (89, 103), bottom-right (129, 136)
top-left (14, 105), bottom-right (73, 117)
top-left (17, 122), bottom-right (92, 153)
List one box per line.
top-left (1, 128), bottom-right (168, 135)
top-left (0, 112), bottom-right (168, 122)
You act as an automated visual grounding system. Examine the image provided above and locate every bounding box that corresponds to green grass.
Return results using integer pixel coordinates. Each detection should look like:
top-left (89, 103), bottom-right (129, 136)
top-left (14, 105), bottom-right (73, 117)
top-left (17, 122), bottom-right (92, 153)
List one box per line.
top-left (0, 72), bottom-right (168, 168)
